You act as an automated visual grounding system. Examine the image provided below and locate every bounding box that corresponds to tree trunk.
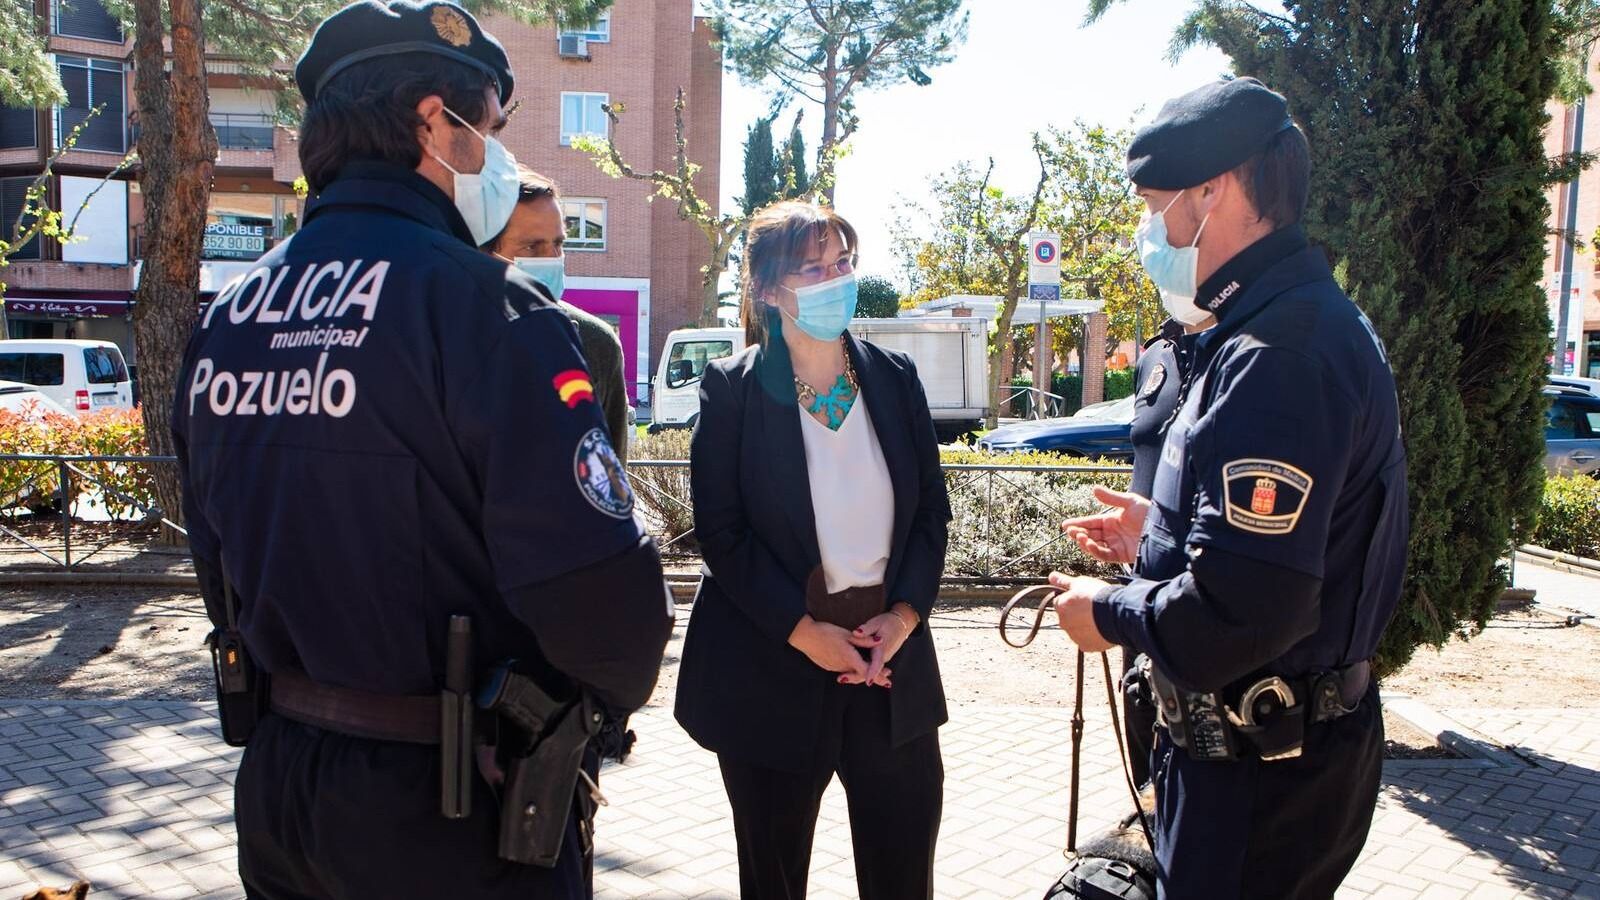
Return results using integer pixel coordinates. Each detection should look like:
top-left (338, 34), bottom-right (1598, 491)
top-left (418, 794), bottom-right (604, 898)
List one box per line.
top-left (820, 51), bottom-right (839, 203)
top-left (132, 0), bottom-right (215, 541)
top-left (984, 273), bottom-right (1025, 429)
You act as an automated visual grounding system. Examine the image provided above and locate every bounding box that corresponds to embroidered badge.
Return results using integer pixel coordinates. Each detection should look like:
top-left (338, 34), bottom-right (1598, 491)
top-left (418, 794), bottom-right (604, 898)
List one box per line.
top-left (431, 6), bottom-right (472, 46)
top-left (1222, 459), bottom-right (1313, 535)
top-left (553, 369), bottom-right (594, 408)
top-left (1138, 363), bottom-right (1167, 402)
top-left (574, 427), bottom-right (634, 519)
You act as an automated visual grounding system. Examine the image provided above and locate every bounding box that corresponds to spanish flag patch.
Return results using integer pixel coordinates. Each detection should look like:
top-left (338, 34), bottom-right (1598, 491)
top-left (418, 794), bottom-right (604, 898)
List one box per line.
top-left (553, 370), bottom-right (595, 408)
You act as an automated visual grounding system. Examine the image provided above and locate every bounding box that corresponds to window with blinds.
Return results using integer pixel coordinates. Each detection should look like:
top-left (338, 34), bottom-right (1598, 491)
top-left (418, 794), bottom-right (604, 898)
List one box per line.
top-left (0, 177), bottom-right (44, 260)
top-left (56, 56), bottom-right (125, 153)
top-left (0, 107), bottom-right (37, 150)
top-left (54, 0), bottom-right (124, 42)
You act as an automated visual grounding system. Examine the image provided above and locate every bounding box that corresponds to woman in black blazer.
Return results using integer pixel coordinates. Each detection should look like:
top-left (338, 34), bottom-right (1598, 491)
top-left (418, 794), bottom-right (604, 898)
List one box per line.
top-left (675, 201), bottom-right (952, 900)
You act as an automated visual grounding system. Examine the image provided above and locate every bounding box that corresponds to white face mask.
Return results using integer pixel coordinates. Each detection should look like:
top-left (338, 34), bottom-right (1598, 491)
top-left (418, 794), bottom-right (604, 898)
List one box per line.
top-left (430, 105), bottom-right (520, 246)
top-left (1135, 190), bottom-right (1212, 326)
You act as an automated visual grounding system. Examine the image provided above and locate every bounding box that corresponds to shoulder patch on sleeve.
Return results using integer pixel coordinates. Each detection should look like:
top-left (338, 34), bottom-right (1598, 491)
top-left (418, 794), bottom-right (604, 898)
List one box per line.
top-left (1222, 459), bottom-right (1313, 535)
top-left (553, 369), bottom-right (595, 408)
top-left (575, 427), bottom-right (634, 518)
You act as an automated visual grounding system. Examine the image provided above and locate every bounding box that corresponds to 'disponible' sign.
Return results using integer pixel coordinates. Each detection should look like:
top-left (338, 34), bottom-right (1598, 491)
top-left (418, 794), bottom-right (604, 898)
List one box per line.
top-left (204, 222), bottom-right (267, 259)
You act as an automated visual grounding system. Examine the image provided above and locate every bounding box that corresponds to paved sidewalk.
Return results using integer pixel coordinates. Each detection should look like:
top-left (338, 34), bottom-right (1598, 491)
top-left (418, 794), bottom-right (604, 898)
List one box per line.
top-left (1, 700), bottom-right (1597, 899)
top-left (1513, 555), bottom-right (1600, 624)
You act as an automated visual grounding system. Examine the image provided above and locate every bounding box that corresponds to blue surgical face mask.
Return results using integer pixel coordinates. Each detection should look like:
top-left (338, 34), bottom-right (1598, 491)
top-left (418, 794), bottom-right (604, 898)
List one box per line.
top-left (513, 255), bottom-right (565, 301)
top-left (1135, 190), bottom-right (1212, 326)
top-left (433, 106), bottom-right (520, 246)
top-left (780, 271), bottom-right (858, 341)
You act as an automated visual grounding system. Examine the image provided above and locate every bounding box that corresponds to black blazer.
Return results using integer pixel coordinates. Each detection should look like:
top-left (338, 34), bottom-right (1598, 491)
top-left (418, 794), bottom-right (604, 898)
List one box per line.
top-left (674, 332), bottom-right (952, 773)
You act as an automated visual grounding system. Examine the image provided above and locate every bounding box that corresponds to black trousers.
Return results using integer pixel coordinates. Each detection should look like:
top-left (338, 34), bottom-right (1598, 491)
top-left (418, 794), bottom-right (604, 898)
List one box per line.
top-left (235, 713), bottom-right (594, 899)
top-left (717, 684), bottom-right (943, 900)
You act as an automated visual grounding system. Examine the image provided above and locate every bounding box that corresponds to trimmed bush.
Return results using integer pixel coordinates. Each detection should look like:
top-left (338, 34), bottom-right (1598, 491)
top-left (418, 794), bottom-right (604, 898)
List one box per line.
top-left (0, 407), bottom-right (159, 520)
top-left (1533, 475), bottom-right (1600, 560)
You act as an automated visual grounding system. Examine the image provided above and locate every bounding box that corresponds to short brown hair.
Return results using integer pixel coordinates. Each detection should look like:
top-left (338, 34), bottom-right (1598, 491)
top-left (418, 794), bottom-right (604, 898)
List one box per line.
top-left (1231, 124), bottom-right (1311, 228)
top-left (482, 165), bottom-right (561, 249)
top-left (740, 200), bottom-right (859, 345)
top-left (299, 53), bottom-right (494, 193)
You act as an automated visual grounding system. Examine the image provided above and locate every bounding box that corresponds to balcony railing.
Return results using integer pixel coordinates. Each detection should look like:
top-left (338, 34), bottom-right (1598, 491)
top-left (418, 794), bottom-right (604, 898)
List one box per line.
top-left (210, 113), bottom-right (275, 151)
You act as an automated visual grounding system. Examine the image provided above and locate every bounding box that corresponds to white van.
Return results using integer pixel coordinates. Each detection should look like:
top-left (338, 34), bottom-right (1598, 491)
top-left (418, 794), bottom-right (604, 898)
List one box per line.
top-left (651, 319), bottom-right (991, 441)
top-left (0, 339), bottom-right (134, 413)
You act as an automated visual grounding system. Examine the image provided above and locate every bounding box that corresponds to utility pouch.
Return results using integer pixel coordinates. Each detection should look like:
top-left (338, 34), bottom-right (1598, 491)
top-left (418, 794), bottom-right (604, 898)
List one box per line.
top-left (207, 575), bottom-right (265, 748)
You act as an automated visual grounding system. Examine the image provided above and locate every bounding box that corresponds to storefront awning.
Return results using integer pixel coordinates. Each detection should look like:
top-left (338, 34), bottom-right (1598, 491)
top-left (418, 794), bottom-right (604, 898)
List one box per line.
top-left (4, 298), bottom-right (132, 318)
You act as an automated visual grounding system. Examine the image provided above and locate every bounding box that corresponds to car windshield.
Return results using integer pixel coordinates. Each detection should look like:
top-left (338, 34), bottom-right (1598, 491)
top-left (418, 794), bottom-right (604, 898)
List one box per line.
top-left (1074, 395), bottom-right (1136, 424)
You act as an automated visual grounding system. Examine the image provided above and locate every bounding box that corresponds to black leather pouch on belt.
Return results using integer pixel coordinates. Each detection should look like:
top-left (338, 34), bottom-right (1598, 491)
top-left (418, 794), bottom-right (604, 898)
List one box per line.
top-left (207, 625), bottom-right (267, 748)
top-left (477, 663), bottom-right (601, 867)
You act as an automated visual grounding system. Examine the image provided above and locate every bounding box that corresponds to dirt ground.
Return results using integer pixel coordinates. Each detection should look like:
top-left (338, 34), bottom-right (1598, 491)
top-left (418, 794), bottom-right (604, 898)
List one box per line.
top-left (3, 588), bottom-right (1595, 758)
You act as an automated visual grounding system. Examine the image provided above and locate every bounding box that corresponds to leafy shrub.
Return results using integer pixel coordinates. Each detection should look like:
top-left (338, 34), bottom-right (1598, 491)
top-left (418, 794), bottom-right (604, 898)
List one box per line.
top-left (628, 428), bottom-right (697, 553)
top-left (0, 406), bottom-right (159, 520)
top-left (1533, 475), bottom-right (1600, 560)
top-left (939, 448), bottom-right (1131, 581)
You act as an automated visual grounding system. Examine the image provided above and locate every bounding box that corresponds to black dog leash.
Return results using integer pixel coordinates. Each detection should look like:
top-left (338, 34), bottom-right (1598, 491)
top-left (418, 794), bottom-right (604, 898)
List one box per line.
top-left (998, 584), bottom-right (1155, 857)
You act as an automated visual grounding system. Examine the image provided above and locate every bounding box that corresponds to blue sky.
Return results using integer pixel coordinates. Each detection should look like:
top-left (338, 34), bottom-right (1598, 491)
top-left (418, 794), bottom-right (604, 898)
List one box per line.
top-left (707, 0), bottom-right (1233, 287)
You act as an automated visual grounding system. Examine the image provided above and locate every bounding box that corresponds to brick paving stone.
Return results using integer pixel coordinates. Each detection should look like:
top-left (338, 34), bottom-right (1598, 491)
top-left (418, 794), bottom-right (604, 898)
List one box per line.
top-left (2, 699), bottom-right (1598, 898)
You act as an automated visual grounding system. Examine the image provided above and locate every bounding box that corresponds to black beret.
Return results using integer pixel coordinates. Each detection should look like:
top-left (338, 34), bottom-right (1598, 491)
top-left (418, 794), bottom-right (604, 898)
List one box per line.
top-left (1127, 77), bottom-right (1294, 190)
top-left (296, 1), bottom-right (514, 105)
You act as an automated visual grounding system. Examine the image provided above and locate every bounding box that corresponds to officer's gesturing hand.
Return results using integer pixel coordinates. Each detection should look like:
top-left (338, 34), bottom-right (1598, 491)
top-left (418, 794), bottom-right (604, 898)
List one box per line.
top-left (1061, 486), bottom-right (1150, 564)
top-left (1048, 573), bottom-right (1115, 653)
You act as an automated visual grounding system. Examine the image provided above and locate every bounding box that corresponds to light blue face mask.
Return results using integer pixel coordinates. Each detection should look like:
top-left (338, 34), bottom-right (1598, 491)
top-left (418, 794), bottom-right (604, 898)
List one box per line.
top-left (780, 271), bottom-right (858, 341)
top-left (513, 255), bottom-right (565, 301)
top-left (434, 106), bottom-right (520, 246)
top-left (1135, 190), bottom-right (1212, 326)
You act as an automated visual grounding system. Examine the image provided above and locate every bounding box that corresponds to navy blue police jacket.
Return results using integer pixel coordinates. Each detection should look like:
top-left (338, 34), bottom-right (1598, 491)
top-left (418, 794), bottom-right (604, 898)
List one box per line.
top-left (1129, 319), bottom-right (1193, 499)
top-left (1092, 226), bottom-right (1409, 693)
top-left (172, 161), bottom-right (672, 711)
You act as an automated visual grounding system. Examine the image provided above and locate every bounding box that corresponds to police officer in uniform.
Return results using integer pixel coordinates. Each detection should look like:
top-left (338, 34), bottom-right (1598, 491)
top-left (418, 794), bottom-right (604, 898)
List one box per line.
top-left (171, 3), bottom-right (673, 897)
top-left (1051, 77), bottom-right (1409, 898)
top-left (1070, 315), bottom-right (1202, 789)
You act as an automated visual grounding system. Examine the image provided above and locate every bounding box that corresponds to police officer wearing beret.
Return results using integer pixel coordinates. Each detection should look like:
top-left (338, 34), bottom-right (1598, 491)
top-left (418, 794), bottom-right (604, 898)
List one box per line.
top-left (1051, 77), bottom-right (1409, 898)
top-left (172, 3), bottom-right (673, 897)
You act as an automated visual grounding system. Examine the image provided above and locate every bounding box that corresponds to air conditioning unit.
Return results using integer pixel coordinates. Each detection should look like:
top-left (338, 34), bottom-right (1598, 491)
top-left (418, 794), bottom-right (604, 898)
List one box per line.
top-left (558, 34), bottom-right (589, 59)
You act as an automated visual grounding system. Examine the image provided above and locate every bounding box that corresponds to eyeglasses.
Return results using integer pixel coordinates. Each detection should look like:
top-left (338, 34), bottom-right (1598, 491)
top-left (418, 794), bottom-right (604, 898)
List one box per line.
top-left (790, 255), bottom-right (857, 285)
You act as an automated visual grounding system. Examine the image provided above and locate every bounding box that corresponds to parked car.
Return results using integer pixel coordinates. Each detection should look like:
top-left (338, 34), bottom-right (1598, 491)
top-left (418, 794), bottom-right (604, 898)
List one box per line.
top-left (1546, 389), bottom-right (1600, 477)
top-left (0, 380), bottom-right (72, 419)
top-left (977, 395), bottom-right (1137, 459)
top-left (1549, 375), bottom-right (1600, 398)
top-left (0, 340), bottom-right (134, 414)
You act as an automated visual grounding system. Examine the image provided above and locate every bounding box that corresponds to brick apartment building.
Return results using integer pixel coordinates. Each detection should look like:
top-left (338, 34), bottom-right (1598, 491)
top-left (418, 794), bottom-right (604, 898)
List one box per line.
top-left (0, 0), bottom-right (722, 407)
top-left (1545, 65), bottom-right (1600, 379)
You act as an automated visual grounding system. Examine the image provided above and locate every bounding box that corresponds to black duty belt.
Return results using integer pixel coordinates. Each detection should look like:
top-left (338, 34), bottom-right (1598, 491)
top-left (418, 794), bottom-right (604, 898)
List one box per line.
top-left (270, 670), bottom-right (442, 745)
top-left (1142, 659), bottom-right (1372, 762)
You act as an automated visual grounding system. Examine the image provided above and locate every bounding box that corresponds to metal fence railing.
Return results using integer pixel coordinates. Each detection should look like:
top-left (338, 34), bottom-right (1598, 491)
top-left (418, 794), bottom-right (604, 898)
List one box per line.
top-left (1, 454), bottom-right (1134, 582)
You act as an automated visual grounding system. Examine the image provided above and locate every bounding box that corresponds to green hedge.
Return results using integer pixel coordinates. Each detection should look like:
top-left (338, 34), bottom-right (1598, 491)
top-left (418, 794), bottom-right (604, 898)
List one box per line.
top-left (1532, 475), bottom-right (1600, 560)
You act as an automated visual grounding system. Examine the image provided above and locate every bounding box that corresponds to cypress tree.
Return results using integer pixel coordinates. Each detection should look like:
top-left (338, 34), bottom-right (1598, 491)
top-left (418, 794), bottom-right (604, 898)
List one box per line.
top-left (740, 115), bottom-right (778, 215)
top-left (783, 125), bottom-right (810, 199)
top-left (1144, 0), bottom-right (1565, 673)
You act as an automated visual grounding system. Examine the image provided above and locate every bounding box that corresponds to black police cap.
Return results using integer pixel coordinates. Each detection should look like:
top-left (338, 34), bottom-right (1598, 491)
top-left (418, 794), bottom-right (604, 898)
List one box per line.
top-left (1127, 77), bottom-right (1294, 190)
top-left (296, 1), bottom-right (514, 105)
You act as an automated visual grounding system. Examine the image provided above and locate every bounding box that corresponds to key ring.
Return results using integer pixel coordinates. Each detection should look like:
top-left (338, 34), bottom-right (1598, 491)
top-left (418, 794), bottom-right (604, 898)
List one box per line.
top-left (998, 584), bottom-right (1062, 648)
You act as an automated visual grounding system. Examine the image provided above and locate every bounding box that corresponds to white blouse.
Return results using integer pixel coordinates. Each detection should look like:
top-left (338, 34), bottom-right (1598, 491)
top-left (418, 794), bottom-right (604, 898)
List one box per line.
top-left (798, 394), bottom-right (895, 594)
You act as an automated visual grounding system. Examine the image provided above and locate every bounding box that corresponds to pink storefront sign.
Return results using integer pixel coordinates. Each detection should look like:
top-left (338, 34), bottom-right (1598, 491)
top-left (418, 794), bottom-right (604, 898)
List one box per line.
top-left (563, 287), bottom-right (644, 403)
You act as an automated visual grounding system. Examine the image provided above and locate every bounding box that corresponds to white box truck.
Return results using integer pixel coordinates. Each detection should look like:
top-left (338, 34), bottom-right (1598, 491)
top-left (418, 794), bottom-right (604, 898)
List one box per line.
top-left (649, 318), bottom-right (990, 442)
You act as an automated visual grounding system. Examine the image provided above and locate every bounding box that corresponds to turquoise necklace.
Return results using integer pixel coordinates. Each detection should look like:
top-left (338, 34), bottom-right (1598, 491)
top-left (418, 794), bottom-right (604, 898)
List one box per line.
top-left (795, 345), bottom-right (859, 431)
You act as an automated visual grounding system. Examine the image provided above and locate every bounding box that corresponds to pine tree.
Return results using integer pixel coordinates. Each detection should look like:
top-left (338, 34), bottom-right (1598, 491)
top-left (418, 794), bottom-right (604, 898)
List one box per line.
top-left (1092, 0), bottom-right (1567, 674)
top-left (740, 116), bottom-right (778, 215)
top-left (709, 0), bottom-right (967, 200)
